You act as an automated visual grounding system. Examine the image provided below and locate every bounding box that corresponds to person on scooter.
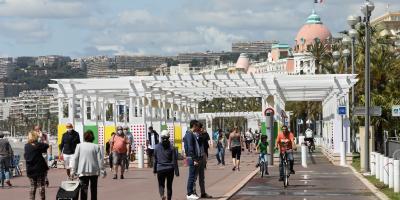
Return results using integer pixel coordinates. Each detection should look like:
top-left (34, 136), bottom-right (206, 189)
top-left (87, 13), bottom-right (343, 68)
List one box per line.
top-left (304, 128), bottom-right (315, 152)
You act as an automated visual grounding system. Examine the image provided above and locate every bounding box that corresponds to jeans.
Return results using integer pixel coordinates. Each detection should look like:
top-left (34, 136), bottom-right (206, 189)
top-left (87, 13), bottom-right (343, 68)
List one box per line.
top-left (216, 146), bottom-right (225, 165)
top-left (193, 156), bottom-right (206, 195)
top-left (79, 175), bottom-right (98, 200)
top-left (186, 157), bottom-right (197, 195)
top-left (279, 152), bottom-right (294, 178)
top-left (0, 156), bottom-right (10, 180)
top-left (157, 169), bottom-right (174, 200)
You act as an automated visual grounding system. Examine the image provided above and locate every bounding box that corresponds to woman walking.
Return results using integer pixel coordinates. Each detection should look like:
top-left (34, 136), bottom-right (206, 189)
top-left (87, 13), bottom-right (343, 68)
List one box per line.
top-left (216, 129), bottom-right (227, 166)
top-left (228, 127), bottom-right (243, 171)
top-left (72, 130), bottom-right (105, 200)
top-left (153, 130), bottom-right (179, 200)
top-left (24, 131), bottom-right (49, 200)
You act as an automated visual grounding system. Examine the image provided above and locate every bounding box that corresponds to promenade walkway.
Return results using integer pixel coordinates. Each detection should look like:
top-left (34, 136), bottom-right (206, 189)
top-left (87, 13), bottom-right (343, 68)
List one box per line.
top-left (0, 149), bottom-right (258, 200)
top-left (231, 150), bottom-right (379, 200)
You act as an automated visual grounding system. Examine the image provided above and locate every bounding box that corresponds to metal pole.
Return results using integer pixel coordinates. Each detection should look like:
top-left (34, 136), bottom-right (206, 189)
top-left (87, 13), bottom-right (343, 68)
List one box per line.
top-left (351, 37), bottom-right (356, 153)
top-left (363, 10), bottom-right (371, 172)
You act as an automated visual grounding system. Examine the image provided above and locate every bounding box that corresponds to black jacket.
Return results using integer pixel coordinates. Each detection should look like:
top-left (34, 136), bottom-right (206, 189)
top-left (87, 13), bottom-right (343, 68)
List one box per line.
top-left (153, 143), bottom-right (179, 176)
top-left (147, 130), bottom-right (159, 146)
top-left (24, 142), bottom-right (49, 178)
top-left (59, 130), bottom-right (80, 155)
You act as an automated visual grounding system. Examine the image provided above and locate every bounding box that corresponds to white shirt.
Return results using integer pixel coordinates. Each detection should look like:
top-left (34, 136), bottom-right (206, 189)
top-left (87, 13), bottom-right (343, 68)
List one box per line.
top-left (305, 129), bottom-right (313, 138)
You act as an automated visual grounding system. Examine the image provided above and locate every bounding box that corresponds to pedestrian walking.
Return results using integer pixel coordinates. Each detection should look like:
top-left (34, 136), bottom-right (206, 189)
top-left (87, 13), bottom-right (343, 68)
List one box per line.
top-left (34, 125), bottom-right (50, 187)
top-left (245, 128), bottom-right (254, 153)
top-left (228, 127), bottom-right (244, 171)
top-left (59, 123), bottom-right (80, 179)
top-left (72, 130), bottom-right (106, 200)
top-left (215, 130), bottom-right (227, 166)
top-left (147, 126), bottom-right (159, 168)
top-left (153, 130), bottom-right (179, 200)
top-left (24, 131), bottom-right (49, 200)
top-left (192, 123), bottom-right (212, 199)
top-left (0, 133), bottom-right (13, 187)
top-left (110, 126), bottom-right (129, 179)
top-left (183, 120), bottom-right (201, 200)
top-left (123, 125), bottom-right (134, 169)
top-left (105, 132), bottom-right (115, 171)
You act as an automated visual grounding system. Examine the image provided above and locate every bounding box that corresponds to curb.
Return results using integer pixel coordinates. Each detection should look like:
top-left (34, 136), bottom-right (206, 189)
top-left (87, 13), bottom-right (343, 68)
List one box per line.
top-left (348, 165), bottom-right (390, 200)
top-left (218, 168), bottom-right (259, 200)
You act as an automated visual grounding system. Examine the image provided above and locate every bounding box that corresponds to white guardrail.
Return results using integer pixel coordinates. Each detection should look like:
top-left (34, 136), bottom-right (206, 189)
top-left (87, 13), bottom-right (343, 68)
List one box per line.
top-left (370, 152), bottom-right (400, 193)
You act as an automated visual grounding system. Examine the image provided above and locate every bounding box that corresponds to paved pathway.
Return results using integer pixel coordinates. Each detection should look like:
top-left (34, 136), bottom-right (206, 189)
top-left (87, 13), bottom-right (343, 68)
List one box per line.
top-left (1, 149), bottom-right (258, 200)
top-left (231, 150), bottom-right (379, 200)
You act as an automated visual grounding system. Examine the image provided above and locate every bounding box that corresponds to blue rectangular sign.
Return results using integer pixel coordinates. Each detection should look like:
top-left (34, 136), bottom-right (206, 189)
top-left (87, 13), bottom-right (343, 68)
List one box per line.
top-left (338, 106), bottom-right (346, 115)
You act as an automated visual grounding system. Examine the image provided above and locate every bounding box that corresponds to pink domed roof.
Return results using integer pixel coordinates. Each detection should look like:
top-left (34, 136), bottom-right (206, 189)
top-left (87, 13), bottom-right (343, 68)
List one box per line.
top-left (294, 10), bottom-right (332, 52)
top-left (236, 53), bottom-right (250, 70)
top-left (295, 24), bottom-right (332, 46)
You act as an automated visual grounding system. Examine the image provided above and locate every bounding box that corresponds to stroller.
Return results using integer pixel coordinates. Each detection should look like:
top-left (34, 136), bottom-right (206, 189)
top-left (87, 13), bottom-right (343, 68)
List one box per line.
top-left (48, 155), bottom-right (58, 168)
top-left (10, 155), bottom-right (22, 177)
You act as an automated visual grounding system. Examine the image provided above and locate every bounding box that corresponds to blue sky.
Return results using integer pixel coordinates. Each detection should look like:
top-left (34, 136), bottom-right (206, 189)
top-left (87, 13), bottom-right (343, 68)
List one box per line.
top-left (0, 0), bottom-right (398, 57)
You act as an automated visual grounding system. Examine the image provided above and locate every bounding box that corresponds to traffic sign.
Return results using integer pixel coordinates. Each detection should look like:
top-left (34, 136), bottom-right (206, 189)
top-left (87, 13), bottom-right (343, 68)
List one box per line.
top-left (344, 118), bottom-right (350, 128)
top-left (338, 106), bottom-right (346, 115)
top-left (392, 105), bottom-right (400, 117)
top-left (354, 106), bottom-right (382, 116)
top-left (264, 107), bottom-right (274, 116)
top-left (297, 119), bottom-right (303, 125)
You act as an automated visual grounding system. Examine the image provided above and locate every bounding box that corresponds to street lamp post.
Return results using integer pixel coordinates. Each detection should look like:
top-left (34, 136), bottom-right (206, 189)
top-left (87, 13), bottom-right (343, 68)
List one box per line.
top-left (348, 15), bottom-right (359, 153)
top-left (332, 51), bottom-right (340, 73)
top-left (360, 0), bottom-right (374, 173)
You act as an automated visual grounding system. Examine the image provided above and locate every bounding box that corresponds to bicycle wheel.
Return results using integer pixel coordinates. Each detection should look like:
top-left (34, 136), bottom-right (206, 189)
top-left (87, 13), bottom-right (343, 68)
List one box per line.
top-left (285, 163), bottom-right (290, 187)
top-left (283, 161), bottom-right (287, 187)
top-left (260, 161), bottom-right (264, 178)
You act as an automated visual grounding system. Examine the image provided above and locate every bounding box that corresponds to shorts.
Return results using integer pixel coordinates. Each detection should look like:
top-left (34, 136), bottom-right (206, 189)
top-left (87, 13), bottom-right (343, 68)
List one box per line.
top-left (63, 154), bottom-right (74, 169)
top-left (112, 152), bottom-right (127, 166)
top-left (231, 146), bottom-right (241, 160)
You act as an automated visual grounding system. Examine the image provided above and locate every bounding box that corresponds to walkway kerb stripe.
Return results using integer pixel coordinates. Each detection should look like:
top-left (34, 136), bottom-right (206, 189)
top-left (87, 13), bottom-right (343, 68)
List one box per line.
top-left (348, 165), bottom-right (390, 200)
top-left (218, 168), bottom-right (259, 200)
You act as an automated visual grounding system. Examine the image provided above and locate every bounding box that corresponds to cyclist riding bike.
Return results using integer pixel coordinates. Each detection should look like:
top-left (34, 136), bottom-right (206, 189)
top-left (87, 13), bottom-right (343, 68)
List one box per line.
top-left (275, 125), bottom-right (297, 182)
top-left (255, 135), bottom-right (269, 175)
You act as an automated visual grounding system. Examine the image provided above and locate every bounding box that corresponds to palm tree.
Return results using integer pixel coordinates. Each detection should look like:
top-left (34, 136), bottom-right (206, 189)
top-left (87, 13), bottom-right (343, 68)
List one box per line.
top-left (309, 38), bottom-right (330, 74)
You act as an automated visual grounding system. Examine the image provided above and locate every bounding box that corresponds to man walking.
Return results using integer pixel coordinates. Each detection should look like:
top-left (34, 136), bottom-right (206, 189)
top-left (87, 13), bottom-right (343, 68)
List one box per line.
top-left (147, 126), bottom-right (159, 168)
top-left (193, 123), bottom-right (212, 199)
top-left (0, 133), bottom-right (13, 186)
top-left (123, 126), bottom-right (134, 169)
top-left (59, 123), bottom-right (80, 179)
top-left (110, 126), bottom-right (130, 179)
top-left (183, 120), bottom-right (201, 200)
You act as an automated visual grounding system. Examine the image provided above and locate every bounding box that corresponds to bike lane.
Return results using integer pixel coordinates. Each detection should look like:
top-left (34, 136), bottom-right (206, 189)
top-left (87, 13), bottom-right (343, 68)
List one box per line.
top-left (231, 151), bottom-right (379, 200)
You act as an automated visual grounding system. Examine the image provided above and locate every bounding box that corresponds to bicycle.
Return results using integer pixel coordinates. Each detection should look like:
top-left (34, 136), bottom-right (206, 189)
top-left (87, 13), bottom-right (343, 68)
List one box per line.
top-left (281, 149), bottom-right (292, 188)
top-left (258, 153), bottom-right (268, 178)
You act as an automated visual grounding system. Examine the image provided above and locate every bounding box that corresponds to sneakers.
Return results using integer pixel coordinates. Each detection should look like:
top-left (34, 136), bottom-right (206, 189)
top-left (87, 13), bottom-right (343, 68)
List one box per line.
top-left (201, 193), bottom-right (213, 198)
top-left (279, 177), bottom-right (284, 181)
top-left (186, 194), bottom-right (199, 200)
top-left (290, 170), bottom-right (295, 174)
top-left (232, 166), bottom-right (236, 171)
top-left (120, 175), bottom-right (124, 179)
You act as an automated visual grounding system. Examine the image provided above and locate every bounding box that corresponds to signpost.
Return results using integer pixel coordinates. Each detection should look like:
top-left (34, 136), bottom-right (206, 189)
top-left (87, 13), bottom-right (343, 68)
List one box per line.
top-left (354, 106), bottom-right (382, 116)
top-left (264, 107), bottom-right (274, 165)
top-left (338, 106), bottom-right (347, 166)
top-left (392, 105), bottom-right (400, 117)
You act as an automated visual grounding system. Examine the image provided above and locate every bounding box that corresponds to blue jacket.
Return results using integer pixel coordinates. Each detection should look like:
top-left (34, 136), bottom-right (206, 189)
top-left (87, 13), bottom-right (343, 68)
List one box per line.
top-left (183, 130), bottom-right (200, 162)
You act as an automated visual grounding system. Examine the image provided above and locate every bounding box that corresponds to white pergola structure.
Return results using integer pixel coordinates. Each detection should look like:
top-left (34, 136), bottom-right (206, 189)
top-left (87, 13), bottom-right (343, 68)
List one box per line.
top-left (49, 73), bottom-right (357, 159)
